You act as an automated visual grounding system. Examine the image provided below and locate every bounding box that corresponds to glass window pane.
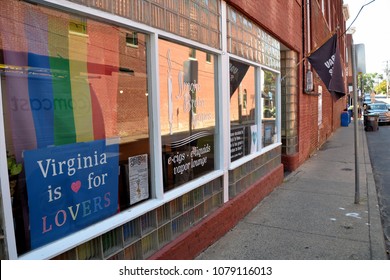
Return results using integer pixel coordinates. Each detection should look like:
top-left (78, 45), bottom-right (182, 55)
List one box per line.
top-left (72, 0), bottom-right (221, 49)
top-left (0, 2), bottom-right (149, 254)
top-left (261, 69), bottom-right (278, 147)
top-left (226, 5), bottom-right (280, 70)
top-left (229, 60), bottom-right (256, 161)
top-left (159, 39), bottom-right (216, 191)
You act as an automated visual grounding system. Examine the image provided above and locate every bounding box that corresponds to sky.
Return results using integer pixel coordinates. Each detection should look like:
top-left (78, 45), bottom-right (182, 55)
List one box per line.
top-left (343, 0), bottom-right (390, 76)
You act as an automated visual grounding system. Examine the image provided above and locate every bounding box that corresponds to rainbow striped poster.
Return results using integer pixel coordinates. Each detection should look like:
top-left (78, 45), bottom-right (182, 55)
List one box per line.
top-left (1, 6), bottom-right (122, 248)
top-left (2, 8), bottom-right (119, 160)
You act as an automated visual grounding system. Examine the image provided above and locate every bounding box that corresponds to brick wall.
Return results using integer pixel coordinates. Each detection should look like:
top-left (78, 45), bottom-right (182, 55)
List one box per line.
top-left (226, 0), bottom-right (347, 168)
top-left (226, 0), bottom-right (303, 52)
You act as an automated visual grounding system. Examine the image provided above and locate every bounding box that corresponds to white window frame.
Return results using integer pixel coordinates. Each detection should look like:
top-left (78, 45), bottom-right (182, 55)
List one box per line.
top-left (227, 54), bottom-right (281, 171)
top-left (0, 0), bottom-right (224, 260)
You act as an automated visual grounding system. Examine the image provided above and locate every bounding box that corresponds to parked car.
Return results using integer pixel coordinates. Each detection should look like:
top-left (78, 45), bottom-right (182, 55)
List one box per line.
top-left (365, 103), bottom-right (390, 124)
top-left (363, 95), bottom-right (372, 109)
top-left (387, 103), bottom-right (390, 111)
top-left (374, 95), bottom-right (387, 102)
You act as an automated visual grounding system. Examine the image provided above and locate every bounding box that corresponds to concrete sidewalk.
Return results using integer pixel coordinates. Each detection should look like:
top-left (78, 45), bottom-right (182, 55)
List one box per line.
top-left (196, 121), bottom-right (388, 260)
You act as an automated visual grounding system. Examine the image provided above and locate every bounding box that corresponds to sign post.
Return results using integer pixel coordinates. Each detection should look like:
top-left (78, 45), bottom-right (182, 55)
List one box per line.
top-left (351, 44), bottom-right (360, 204)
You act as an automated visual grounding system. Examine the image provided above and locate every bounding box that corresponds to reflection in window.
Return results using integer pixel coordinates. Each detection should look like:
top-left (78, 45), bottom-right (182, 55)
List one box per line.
top-left (189, 48), bottom-right (196, 60)
top-left (229, 60), bottom-right (256, 161)
top-left (261, 69), bottom-right (277, 147)
top-left (206, 53), bottom-right (212, 63)
top-left (126, 31), bottom-right (139, 47)
top-left (0, 1), bottom-right (149, 255)
top-left (69, 16), bottom-right (87, 35)
top-left (159, 39), bottom-right (217, 191)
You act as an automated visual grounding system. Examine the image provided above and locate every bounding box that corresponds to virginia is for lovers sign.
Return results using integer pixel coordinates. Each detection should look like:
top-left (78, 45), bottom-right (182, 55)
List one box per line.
top-left (24, 139), bottom-right (119, 249)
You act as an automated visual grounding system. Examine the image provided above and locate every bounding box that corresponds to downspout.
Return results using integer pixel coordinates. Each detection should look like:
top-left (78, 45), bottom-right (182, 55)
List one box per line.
top-left (302, 0), bottom-right (305, 86)
top-left (304, 0), bottom-right (313, 93)
top-left (306, 0), bottom-right (311, 63)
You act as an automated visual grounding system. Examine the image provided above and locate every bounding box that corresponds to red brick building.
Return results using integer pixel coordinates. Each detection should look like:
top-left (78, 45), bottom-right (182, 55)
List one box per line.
top-left (0, 0), bottom-right (348, 260)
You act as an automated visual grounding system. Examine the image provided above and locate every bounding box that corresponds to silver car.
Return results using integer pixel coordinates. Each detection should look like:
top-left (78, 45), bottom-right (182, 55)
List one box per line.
top-left (365, 103), bottom-right (390, 123)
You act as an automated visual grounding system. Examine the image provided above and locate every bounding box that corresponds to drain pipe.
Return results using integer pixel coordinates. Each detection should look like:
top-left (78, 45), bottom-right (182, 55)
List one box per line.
top-left (306, 0), bottom-right (311, 64)
top-left (306, 0), bottom-right (311, 66)
top-left (305, 0), bottom-right (313, 92)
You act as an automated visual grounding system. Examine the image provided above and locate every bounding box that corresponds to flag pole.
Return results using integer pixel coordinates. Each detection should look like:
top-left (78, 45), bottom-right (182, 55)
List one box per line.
top-left (306, 29), bottom-right (338, 57)
top-left (281, 28), bottom-right (339, 81)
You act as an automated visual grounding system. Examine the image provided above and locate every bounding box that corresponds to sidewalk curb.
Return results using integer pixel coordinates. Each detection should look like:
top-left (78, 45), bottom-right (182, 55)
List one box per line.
top-left (361, 124), bottom-right (388, 259)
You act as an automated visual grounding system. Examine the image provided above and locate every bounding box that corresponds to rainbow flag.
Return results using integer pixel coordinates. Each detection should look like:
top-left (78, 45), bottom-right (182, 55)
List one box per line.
top-left (2, 9), bottom-right (119, 160)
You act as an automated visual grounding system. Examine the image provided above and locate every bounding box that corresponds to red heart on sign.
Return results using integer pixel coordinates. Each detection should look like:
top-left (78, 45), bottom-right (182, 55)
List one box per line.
top-left (71, 181), bottom-right (81, 193)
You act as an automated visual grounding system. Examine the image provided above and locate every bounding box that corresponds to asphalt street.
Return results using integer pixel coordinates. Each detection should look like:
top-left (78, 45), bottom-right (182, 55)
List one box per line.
top-left (366, 123), bottom-right (390, 255)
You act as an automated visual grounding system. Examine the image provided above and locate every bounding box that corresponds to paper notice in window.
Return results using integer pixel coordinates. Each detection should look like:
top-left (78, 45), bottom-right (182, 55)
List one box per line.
top-left (128, 154), bottom-right (149, 205)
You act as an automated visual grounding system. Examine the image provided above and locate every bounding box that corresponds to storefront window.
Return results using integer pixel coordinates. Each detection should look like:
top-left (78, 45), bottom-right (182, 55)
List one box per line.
top-left (159, 39), bottom-right (216, 191)
top-left (0, 2), bottom-right (149, 254)
top-left (261, 69), bottom-right (278, 147)
top-left (226, 5), bottom-right (281, 155)
top-left (230, 60), bottom-right (256, 161)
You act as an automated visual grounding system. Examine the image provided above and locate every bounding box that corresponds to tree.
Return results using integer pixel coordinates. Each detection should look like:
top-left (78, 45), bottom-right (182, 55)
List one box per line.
top-left (374, 80), bottom-right (387, 94)
top-left (357, 73), bottom-right (383, 93)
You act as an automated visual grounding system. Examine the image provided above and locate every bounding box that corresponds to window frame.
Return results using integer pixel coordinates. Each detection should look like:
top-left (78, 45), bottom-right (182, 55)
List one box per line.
top-left (157, 37), bottom-right (220, 192)
top-left (126, 31), bottom-right (139, 47)
top-left (228, 54), bottom-right (281, 170)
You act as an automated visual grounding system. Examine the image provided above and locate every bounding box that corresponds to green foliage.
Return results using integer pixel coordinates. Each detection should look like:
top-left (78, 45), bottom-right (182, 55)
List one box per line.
top-left (374, 80), bottom-right (388, 94)
top-left (262, 70), bottom-right (276, 94)
top-left (7, 153), bottom-right (22, 176)
top-left (358, 73), bottom-right (383, 93)
top-left (263, 107), bottom-right (276, 118)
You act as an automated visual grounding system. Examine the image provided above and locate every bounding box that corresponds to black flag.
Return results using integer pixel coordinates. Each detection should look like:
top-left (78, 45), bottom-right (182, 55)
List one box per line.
top-left (230, 60), bottom-right (249, 97)
top-left (307, 34), bottom-right (345, 99)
